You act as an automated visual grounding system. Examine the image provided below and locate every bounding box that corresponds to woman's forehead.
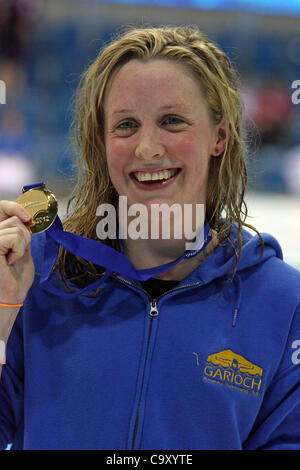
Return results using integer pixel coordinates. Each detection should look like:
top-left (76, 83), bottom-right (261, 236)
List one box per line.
top-left (108, 57), bottom-right (196, 85)
top-left (103, 58), bottom-right (205, 112)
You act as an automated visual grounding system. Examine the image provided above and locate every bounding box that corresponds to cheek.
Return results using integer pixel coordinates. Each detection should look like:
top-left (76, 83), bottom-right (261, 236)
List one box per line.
top-left (173, 139), bottom-right (194, 160)
top-left (173, 134), bottom-right (208, 169)
top-left (173, 134), bottom-right (211, 195)
top-left (106, 139), bottom-right (130, 180)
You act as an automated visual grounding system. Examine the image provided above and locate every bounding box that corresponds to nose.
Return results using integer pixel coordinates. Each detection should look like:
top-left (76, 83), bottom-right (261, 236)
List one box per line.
top-left (134, 127), bottom-right (166, 161)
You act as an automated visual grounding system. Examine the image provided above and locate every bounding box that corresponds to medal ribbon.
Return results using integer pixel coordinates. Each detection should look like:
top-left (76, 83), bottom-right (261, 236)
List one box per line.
top-left (25, 183), bottom-right (212, 298)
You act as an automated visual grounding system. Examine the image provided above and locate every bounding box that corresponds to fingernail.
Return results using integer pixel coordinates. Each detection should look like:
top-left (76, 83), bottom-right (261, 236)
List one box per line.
top-left (22, 211), bottom-right (31, 220)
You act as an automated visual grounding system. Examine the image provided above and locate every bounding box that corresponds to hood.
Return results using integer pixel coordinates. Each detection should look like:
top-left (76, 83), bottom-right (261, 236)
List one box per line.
top-left (192, 224), bottom-right (283, 285)
top-left (187, 225), bottom-right (283, 328)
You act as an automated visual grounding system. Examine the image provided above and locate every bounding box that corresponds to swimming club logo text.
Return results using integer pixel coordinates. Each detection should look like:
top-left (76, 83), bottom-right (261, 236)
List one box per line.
top-left (202, 349), bottom-right (263, 396)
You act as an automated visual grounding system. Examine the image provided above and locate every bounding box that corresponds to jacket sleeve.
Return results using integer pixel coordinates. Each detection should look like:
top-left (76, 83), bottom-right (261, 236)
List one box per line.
top-left (0, 308), bottom-right (24, 450)
top-left (244, 302), bottom-right (300, 450)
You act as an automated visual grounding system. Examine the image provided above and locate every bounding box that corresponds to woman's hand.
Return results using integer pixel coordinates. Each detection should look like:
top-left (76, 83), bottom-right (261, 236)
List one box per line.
top-left (0, 201), bottom-right (35, 305)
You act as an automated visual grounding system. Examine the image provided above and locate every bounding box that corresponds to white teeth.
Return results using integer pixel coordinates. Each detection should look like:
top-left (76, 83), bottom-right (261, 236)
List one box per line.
top-left (134, 169), bottom-right (178, 182)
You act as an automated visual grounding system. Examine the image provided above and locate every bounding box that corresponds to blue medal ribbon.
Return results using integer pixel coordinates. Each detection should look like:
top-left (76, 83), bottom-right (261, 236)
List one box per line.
top-left (25, 183), bottom-right (212, 297)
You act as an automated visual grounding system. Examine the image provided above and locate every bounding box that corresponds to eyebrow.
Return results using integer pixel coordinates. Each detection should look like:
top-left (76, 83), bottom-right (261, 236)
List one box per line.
top-left (112, 104), bottom-right (190, 115)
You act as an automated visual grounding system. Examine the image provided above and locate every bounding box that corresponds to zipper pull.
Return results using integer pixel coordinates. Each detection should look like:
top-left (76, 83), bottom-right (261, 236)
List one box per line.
top-left (150, 299), bottom-right (159, 317)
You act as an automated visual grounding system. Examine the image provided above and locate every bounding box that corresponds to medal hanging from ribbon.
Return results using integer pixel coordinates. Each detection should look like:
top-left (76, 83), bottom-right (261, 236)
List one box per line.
top-left (17, 182), bottom-right (212, 298)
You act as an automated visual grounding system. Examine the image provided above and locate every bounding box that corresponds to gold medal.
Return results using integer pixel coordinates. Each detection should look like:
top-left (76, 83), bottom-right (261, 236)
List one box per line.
top-left (16, 183), bottom-right (58, 234)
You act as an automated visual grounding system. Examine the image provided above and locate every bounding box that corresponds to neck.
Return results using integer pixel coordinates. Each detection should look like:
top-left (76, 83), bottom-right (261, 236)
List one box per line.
top-left (121, 230), bottom-right (219, 281)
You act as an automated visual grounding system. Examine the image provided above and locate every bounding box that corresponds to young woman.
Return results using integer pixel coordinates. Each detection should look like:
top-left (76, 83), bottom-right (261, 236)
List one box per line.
top-left (0, 26), bottom-right (299, 450)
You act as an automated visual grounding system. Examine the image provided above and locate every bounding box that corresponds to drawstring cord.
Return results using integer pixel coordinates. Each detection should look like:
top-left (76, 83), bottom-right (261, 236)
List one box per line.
top-left (232, 274), bottom-right (242, 328)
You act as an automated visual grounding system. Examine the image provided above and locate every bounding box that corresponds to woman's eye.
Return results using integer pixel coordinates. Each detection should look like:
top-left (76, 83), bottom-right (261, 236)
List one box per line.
top-left (116, 121), bottom-right (138, 131)
top-left (163, 116), bottom-right (185, 126)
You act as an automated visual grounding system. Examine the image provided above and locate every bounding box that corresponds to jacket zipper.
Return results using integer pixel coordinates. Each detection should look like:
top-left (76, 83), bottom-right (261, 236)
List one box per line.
top-left (131, 298), bottom-right (159, 449)
top-left (112, 273), bottom-right (201, 305)
top-left (112, 273), bottom-right (201, 450)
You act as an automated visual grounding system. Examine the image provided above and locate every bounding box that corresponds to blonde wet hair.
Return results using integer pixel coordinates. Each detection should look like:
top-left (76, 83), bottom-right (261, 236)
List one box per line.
top-left (57, 25), bottom-right (263, 292)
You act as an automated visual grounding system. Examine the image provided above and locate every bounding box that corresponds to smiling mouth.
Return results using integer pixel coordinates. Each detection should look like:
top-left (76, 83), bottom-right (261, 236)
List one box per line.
top-left (130, 168), bottom-right (181, 184)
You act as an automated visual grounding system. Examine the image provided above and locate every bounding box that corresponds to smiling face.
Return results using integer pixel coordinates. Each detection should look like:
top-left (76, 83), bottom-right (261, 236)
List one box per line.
top-left (104, 58), bottom-right (225, 216)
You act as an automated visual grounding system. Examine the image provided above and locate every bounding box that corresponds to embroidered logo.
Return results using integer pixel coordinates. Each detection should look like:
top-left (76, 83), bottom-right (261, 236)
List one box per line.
top-left (202, 349), bottom-right (263, 396)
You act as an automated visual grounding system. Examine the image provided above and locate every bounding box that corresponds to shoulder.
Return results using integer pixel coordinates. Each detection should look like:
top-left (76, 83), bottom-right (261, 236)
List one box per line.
top-left (241, 231), bottom-right (300, 306)
top-left (207, 224), bottom-right (300, 310)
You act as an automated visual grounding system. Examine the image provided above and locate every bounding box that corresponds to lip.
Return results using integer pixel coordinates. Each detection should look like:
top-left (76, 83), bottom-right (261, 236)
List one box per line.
top-left (130, 166), bottom-right (181, 174)
top-left (129, 168), bottom-right (182, 191)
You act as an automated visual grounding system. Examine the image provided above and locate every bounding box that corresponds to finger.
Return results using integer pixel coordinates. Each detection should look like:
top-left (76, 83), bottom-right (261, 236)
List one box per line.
top-left (0, 226), bottom-right (31, 250)
top-left (0, 232), bottom-right (30, 264)
top-left (0, 217), bottom-right (31, 246)
top-left (7, 241), bottom-right (32, 266)
top-left (0, 201), bottom-right (31, 224)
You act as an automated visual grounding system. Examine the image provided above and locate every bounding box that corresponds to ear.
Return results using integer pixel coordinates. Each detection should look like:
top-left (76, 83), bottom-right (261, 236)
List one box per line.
top-left (211, 116), bottom-right (230, 157)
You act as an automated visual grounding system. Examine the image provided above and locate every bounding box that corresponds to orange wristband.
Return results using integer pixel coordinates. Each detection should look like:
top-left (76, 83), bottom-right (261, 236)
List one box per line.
top-left (0, 302), bottom-right (24, 308)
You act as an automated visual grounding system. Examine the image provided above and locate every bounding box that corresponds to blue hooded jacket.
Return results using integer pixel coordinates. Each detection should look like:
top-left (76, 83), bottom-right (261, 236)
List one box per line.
top-left (0, 226), bottom-right (300, 450)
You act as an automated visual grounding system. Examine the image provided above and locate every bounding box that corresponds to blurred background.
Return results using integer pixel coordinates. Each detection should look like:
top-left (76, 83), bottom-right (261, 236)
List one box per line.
top-left (0, 0), bottom-right (300, 267)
